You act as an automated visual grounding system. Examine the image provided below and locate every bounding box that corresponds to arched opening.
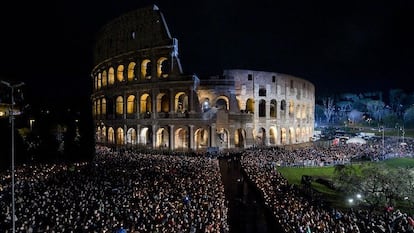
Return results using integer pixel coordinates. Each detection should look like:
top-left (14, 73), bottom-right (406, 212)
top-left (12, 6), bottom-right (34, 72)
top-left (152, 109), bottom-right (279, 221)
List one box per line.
top-left (140, 94), bottom-right (152, 115)
top-left (140, 127), bottom-right (152, 147)
top-left (101, 126), bottom-right (106, 143)
top-left (96, 126), bottom-right (101, 142)
top-left (195, 128), bottom-right (209, 149)
top-left (116, 127), bottom-right (124, 145)
top-left (116, 96), bottom-right (124, 115)
top-left (156, 127), bottom-right (169, 149)
top-left (296, 128), bottom-right (300, 143)
top-left (259, 99), bottom-right (266, 117)
top-left (97, 99), bottom-right (101, 115)
top-left (269, 127), bottom-right (277, 145)
top-left (157, 93), bottom-right (170, 113)
top-left (101, 98), bottom-right (107, 115)
top-left (117, 65), bottom-right (124, 82)
top-left (234, 128), bottom-right (246, 148)
top-left (127, 62), bottom-right (136, 81)
top-left (109, 67), bottom-right (115, 84)
top-left (256, 128), bottom-right (266, 146)
top-left (175, 92), bottom-right (188, 113)
top-left (175, 128), bottom-right (188, 150)
top-left (101, 72), bottom-right (107, 87)
top-left (289, 127), bottom-right (295, 144)
top-left (270, 99), bottom-right (277, 118)
top-left (127, 95), bottom-right (136, 114)
top-left (280, 128), bottom-right (287, 144)
top-left (216, 98), bottom-right (228, 110)
top-left (157, 57), bottom-right (169, 78)
top-left (97, 73), bottom-right (102, 89)
top-left (126, 128), bottom-right (137, 145)
top-left (217, 128), bottom-right (229, 149)
top-left (246, 98), bottom-right (254, 113)
top-left (108, 127), bottom-right (115, 144)
top-left (289, 100), bottom-right (294, 117)
top-left (141, 59), bottom-right (151, 79)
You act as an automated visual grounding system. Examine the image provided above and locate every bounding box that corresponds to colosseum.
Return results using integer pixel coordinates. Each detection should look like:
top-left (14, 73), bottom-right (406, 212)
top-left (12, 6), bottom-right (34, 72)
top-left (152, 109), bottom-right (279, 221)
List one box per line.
top-left (91, 5), bottom-right (315, 151)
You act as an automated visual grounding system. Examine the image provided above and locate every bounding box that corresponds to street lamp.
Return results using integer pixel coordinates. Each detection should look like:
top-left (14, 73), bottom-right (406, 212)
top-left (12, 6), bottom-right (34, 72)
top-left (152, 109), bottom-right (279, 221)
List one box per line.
top-left (1, 80), bottom-right (25, 233)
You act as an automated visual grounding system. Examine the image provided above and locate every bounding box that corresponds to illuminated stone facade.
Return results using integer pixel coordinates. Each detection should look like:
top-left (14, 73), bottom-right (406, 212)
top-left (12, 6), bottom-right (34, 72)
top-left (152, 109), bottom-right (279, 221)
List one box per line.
top-left (91, 5), bottom-right (315, 151)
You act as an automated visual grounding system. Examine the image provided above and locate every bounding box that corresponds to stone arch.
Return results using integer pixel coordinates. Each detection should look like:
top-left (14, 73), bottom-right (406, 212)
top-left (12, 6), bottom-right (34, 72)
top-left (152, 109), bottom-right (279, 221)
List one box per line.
top-left (116, 127), bottom-right (124, 145)
top-left (195, 128), bottom-right (209, 149)
top-left (157, 57), bottom-right (169, 78)
top-left (117, 65), bottom-right (124, 82)
top-left (280, 128), bottom-right (287, 144)
top-left (126, 128), bottom-right (137, 145)
top-left (217, 128), bottom-right (229, 148)
top-left (141, 59), bottom-right (151, 79)
top-left (175, 92), bottom-right (188, 113)
top-left (116, 96), bottom-right (124, 115)
top-left (109, 67), bottom-right (115, 83)
top-left (295, 128), bottom-right (300, 143)
top-left (101, 72), bottom-right (107, 87)
top-left (246, 98), bottom-right (254, 113)
top-left (289, 127), bottom-right (295, 144)
top-left (256, 127), bottom-right (266, 146)
top-left (108, 127), bottom-right (115, 144)
top-left (157, 92), bottom-right (170, 113)
top-left (139, 127), bottom-right (152, 147)
top-left (269, 127), bottom-right (277, 145)
top-left (215, 96), bottom-right (229, 110)
top-left (97, 72), bottom-right (102, 89)
top-left (140, 93), bottom-right (152, 113)
top-left (175, 127), bottom-right (188, 150)
top-left (127, 95), bottom-right (136, 114)
top-left (156, 127), bottom-right (169, 148)
top-left (270, 99), bottom-right (277, 118)
top-left (127, 62), bottom-right (136, 81)
top-left (259, 99), bottom-right (266, 117)
top-left (234, 128), bottom-right (246, 148)
top-left (101, 98), bottom-right (107, 115)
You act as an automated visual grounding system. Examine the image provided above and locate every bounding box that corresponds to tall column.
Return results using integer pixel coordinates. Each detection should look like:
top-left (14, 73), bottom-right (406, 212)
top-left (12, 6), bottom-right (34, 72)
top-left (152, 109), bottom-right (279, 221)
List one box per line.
top-left (136, 91), bottom-right (140, 119)
top-left (169, 88), bottom-right (175, 116)
top-left (189, 125), bottom-right (194, 150)
top-left (152, 124), bottom-right (157, 149)
top-left (210, 123), bottom-right (216, 147)
top-left (123, 93), bottom-right (127, 120)
top-left (189, 88), bottom-right (194, 113)
top-left (136, 124), bottom-right (141, 145)
top-left (152, 90), bottom-right (157, 119)
top-left (169, 125), bottom-right (175, 150)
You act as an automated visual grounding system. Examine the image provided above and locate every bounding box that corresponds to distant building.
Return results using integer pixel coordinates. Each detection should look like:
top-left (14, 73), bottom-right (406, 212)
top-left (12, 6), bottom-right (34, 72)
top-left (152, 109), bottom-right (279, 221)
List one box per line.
top-left (90, 5), bottom-right (315, 151)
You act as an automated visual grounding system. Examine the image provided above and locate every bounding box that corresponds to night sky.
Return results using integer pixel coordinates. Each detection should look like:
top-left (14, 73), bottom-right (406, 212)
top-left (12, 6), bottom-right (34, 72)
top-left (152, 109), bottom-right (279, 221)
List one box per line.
top-left (1, 0), bottom-right (413, 107)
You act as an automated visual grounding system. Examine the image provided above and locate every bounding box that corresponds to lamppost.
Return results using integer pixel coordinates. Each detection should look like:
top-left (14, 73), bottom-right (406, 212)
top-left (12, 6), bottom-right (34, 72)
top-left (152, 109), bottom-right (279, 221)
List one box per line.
top-left (1, 80), bottom-right (25, 233)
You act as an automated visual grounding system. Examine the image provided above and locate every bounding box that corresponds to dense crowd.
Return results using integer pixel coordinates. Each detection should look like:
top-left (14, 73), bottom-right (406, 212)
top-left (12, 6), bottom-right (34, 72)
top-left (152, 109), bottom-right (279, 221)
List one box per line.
top-left (0, 148), bottom-right (229, 233)
top-left (240, 145), bottom-right (414, 233)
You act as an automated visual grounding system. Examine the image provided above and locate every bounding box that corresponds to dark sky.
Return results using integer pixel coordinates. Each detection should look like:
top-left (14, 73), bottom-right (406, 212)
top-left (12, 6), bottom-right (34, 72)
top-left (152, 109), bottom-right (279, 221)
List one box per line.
top-left (1, 0), bottom-right (414, 106)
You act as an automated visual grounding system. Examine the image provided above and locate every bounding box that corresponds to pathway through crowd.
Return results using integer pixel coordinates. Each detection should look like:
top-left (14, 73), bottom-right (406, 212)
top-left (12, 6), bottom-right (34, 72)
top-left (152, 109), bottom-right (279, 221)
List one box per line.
top-left (218, 156), bottom-right (284, 233)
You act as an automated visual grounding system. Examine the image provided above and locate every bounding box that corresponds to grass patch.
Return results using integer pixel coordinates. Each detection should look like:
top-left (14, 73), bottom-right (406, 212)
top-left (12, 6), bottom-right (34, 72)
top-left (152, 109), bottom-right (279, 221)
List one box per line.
top-left (382, 157), bottom-right (414, 168)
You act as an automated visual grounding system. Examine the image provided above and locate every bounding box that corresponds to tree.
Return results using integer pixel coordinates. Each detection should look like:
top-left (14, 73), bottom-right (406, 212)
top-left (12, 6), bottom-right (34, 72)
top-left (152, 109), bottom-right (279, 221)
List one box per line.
top-left (404, 106), bottom-right (414, 128)
top-left (389, 89), bottom-right (406, 117)
top-left (366, 100), bottom-right (386, 123)
top-left (322, 97), bottom-right (335, 123)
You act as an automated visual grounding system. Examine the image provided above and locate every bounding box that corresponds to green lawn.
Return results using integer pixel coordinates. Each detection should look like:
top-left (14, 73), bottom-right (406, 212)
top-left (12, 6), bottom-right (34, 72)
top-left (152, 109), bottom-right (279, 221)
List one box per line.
top-left (277, 157), bottom-right (414, 209)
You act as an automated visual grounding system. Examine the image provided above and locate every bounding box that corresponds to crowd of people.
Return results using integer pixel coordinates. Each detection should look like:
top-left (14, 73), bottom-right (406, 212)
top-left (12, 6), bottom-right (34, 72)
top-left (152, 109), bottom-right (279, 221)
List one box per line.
top-left (0, 147), bottom-right (229, 233)
top-left (1, 137), bottom-right (413, 233)
top-left (240, 144), bottom-right (414, 233)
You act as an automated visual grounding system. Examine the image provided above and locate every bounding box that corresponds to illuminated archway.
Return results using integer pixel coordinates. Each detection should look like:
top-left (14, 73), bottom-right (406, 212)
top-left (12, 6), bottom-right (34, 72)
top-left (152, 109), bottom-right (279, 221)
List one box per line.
top-left (109, 67), bottom-right (115, 84)
top-left (101, 98), bottom-right (107, 115)
top-left (116, 96), bottom-right (124, 115)
top-left (215, 96), bottom-right (229, 110)
top-left (175, 92), bottom-right (188, 113)
top-left (97, 99), bottom-right (101, 115)
top-left (101, 72), bottom-right (107, 87)
top-left (116, 127), bottom-right (124, 145)
top-left (156, 127), bottom-right (169, 148)
top-left (269, 127), bottom-right (277, 145)
top-left (246, 98), bottom-right (254, 113)
top-left (295, 128), bottom-right (300, 143)
top-left (234, 128), bottom-right (246, 148)
top-left (108, 127), bottom-right (115, 144)
top-left (270, 99), bottom-right (277, 118)
top-left (175, 127), bottom-right (188, 149)
top-left (289, 127), bottom-right (295, 144)
top-left (217, 128), bottom-right (229, 148)
top-left (97, 73), bottom-right (102, 89)
top-left (195, 128), bottom-right (209, 149)
top-left (157, 93), bottom-right (169, 113)
top-left (127, 62), bottom-right (136, 81)
top-left (256, 128), bottom-right (266, 146)
top-left (157, 57), bottom-right (169, 78)
top-left (101, 126), bottom-right (106, 143)
top-left (140, 94), bottom-right (152, 114)
top-left (117, 65), bottom-right (124, 82)
top-left (280, 128), bottom-right (287, 144)
top-left (139, 127), bottom-right (152, 146)
top-left (127, 95), bottom-right (136, 114)
top-left (259, 99), bottom-right (266, 117)
top-left (126, 128), bottom-right (137, 145)
top-left (141, 59), bottom-right (151, 79)
top-left (96, 126), bottom-right (101, 142)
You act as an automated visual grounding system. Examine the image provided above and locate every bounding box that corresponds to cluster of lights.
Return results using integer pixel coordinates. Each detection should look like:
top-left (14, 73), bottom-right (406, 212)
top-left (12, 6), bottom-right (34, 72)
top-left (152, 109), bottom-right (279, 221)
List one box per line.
top-left (348, 193), bottom-right (363, 204)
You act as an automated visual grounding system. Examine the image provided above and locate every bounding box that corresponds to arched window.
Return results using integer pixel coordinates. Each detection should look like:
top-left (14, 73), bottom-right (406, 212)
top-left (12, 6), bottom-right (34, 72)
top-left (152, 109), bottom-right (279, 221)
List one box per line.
top-left (141, 59), bottom-right (151, 79)
top-left (157, 57), bottom-right (168, 78)
top-left (116, 127), bottom-right (124, 145)
top-left (97, 99), bottom-right (101, 115)
top-left (108, 127), bottom-right (115, 143)
top-left (101, 98), bottom-right (107, 115)
top-left (116, 96), bottom-right (124, 115)
top-left (127, 62), bottom-right (136, 81)
top-left (127, 95), bottom-right (135, 114)
top-left (117, 65), bottom-right (124, 82)
top-left (270, 99), bottom-right (277, 118)
top-left (101, 72), bottom-right (107, 87)
top-left (259, 99), bottom-right (266, 117)
top-left (97, 73), bottom-right (102, 89)
top-left (281, 100), bottom-right (286, 111)
top-left (246, 98), bottom-right (254, 113)
top-left (109, 67), bottom-right (115, 84)
top-left (259, 87), bottom-right (266, 96)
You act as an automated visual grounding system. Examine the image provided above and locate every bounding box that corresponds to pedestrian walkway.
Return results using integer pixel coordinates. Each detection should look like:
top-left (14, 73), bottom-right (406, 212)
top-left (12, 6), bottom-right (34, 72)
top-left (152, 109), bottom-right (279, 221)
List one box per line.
top-left (218, 156), bottom-right (284, 233)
